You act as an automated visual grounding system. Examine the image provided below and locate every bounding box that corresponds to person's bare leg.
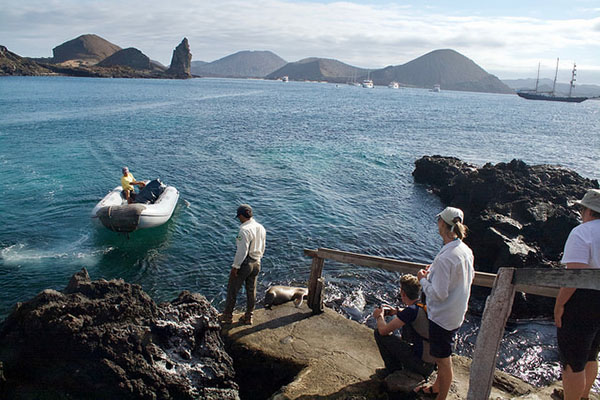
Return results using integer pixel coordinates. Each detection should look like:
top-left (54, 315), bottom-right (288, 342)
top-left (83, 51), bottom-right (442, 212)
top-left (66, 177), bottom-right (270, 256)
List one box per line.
top-left (583, 360), bottom-right (598, 399)
top-left (562, 364), bottom-right (586, 400)
top-left (434, 356), bottom-right (453, 400)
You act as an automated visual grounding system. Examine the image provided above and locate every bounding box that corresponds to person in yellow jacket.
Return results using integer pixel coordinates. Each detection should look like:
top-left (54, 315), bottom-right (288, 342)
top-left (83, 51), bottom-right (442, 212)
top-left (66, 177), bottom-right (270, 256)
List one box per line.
top-left (120, 166), bottom-right (145, 204)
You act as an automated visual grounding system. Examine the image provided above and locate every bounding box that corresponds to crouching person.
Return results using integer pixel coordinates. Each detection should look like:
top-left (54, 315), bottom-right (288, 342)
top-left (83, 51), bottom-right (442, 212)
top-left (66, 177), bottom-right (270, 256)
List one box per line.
top-left (372, 274), bottom-right (435, 379)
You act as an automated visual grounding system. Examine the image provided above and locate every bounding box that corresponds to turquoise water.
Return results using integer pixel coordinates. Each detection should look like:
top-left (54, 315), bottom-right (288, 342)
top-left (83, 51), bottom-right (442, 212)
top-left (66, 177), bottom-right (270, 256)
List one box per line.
top-left (1, 76), bottom-right (599, 386)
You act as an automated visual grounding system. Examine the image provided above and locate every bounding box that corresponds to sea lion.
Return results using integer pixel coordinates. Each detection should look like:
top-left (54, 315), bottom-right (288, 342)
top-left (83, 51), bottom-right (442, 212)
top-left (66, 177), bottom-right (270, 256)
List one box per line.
top-left (264, 285), bottom-right (309, 309)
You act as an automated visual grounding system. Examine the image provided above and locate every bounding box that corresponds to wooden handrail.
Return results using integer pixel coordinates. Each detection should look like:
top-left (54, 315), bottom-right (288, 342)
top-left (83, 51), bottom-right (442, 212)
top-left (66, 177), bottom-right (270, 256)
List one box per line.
top-left (304, 247), bottom-right (558, 297)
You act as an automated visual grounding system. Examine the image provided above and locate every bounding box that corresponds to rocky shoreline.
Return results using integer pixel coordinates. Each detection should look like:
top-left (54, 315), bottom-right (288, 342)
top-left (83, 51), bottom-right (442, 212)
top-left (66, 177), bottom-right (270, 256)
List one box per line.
top-left (0, 269), bottom-right (238, 399)
top-left (413, 156), bottom-right (599, 317)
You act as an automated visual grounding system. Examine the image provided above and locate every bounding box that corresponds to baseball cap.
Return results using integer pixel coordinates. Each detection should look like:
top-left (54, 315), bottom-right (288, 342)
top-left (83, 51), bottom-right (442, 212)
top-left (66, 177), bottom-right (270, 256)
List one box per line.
top-left (437, 207), bottom-right (464, 226)
top-left (122, 166), bottom-right (129, 173)
top-left (574, 189), bottom-right (600, 213)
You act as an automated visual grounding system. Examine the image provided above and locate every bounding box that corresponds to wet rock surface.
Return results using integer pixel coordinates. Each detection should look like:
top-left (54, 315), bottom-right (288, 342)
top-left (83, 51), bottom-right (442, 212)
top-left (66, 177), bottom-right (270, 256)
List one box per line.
top-left (413, 156), bottom-right (599, 316)
top-left (0, 269), bottom-right (238, 400)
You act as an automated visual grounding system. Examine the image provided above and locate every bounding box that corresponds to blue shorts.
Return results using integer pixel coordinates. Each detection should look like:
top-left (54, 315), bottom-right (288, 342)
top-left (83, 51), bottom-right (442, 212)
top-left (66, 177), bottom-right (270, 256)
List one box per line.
top-left (429, 320), bottom-right (457, 359)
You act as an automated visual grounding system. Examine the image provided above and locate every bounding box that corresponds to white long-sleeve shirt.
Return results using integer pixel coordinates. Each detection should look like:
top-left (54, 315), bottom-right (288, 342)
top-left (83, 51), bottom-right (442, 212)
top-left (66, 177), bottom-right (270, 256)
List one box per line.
top-left (420, 239), bottom-right (474, 331)
top-left (232, 218), bottom-right (266, 269)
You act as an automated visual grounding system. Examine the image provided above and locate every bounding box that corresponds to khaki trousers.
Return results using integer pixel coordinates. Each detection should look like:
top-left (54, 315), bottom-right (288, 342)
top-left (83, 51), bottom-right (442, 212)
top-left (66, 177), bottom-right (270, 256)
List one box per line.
top-left (223, 257), bottom-right (261, 317)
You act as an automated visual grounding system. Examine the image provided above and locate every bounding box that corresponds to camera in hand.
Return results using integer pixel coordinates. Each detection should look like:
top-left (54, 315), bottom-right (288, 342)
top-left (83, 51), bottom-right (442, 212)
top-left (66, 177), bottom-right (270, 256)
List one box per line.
top-left (381, 304), bottom-right (392, 316)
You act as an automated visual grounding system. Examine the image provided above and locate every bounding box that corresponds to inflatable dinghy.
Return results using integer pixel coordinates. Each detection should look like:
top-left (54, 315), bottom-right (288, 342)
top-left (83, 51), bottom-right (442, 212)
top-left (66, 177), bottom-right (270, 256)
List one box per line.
top-left (91, 179), bottom-right (179, 233)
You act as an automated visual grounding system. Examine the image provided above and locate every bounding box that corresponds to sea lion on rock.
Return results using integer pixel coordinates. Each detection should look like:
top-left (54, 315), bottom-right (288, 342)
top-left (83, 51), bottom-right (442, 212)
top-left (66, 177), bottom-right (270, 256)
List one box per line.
top-left (264, 286), bottom-right (308, 309)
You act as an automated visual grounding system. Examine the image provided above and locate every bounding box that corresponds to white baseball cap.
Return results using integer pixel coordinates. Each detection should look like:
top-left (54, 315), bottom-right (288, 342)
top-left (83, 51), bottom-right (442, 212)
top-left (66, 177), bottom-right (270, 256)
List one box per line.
top-left (437, 207), bottom-right (464, 226)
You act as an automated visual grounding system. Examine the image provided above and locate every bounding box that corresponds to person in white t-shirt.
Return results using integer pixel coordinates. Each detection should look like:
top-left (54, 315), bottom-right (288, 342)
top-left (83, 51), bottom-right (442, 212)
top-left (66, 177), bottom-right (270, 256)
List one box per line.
top-left (554, 189), bottom-right (600, 400)
top-left (219, 204), bottom-right (266, 326)
top-left (415, 206), bottom-right (474, 399)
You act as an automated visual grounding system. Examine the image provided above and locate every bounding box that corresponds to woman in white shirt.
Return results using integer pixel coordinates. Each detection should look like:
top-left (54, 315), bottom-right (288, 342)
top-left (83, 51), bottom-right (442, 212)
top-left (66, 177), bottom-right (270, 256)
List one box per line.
top-left (416, 207), bottom-right (474, 399)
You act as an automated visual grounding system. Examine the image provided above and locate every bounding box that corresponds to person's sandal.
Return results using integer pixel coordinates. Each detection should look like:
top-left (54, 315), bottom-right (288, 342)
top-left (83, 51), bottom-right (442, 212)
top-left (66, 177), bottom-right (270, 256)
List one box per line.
top-left (239, 314), bottom-right (253, 325)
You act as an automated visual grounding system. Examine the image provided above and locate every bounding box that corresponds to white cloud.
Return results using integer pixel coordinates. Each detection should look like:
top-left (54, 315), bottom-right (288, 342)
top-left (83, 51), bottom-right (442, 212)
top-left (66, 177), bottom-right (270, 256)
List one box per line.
top-left (2, 0), bottom-right (600, 82)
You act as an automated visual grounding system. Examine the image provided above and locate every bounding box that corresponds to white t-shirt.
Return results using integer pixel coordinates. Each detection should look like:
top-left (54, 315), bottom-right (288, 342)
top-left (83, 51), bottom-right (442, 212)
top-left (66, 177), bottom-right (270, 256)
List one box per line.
top-left (420, 239), bottom-right (475, 331)
top-left (232, 218), bottom-right (266, 269)
top-left (561, 219), bottom-right (600, 269)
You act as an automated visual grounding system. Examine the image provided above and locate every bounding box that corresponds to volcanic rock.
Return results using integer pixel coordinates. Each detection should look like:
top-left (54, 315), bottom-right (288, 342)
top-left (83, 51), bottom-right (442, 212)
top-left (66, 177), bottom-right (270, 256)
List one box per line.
top-left (0, 269), bottom-right (238, 400)
top-left (167, 38), bottom-right (192, 78)
top-left (413, 156), bottom-right (599, 316)
top-left (414, 155), bottom-right (598, 271)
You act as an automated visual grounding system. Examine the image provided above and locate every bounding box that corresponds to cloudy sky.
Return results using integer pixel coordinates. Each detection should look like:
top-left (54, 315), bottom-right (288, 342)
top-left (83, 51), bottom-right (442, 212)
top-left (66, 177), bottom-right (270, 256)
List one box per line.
top-left (3, 0), bottom-right (600, 83)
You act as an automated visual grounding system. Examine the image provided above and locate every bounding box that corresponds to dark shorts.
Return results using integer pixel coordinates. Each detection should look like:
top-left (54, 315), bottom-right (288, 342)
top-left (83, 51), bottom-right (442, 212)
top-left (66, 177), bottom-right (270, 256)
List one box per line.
top-left (428, 320), bottom-right (457, 359)
top-left (557, 289), bottom-right (600, 372)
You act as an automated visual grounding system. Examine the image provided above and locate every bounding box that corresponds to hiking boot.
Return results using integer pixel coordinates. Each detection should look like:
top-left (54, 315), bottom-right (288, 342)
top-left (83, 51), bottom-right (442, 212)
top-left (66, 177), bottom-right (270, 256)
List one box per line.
top-left (239, 314), bottom-right (253, 325)
top-left (218, 313), bottom-right (233, 324)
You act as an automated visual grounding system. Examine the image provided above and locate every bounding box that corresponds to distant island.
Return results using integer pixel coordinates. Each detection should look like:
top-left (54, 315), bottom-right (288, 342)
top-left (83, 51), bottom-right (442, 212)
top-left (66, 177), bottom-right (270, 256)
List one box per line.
top-left (1, 34), bottom-right (192, 79)
top-left (5, 33), bottom-right (600, 96)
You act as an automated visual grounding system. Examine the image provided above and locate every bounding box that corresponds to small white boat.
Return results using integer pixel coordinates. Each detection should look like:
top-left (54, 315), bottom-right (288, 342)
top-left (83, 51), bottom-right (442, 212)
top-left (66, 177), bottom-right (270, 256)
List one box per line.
top-left (91, 179), bottom-right (179, 233)
top-left (362, 79), bottom-right (374, 88)
top-left (431, 84), bottom-right (441, 92)
top-left (388, 81), bottom-right (400, 89)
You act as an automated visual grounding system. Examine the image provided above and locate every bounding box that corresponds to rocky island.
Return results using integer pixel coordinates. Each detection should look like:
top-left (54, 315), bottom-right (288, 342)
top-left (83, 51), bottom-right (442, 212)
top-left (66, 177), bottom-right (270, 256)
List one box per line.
top-left (0, 35), bottom-right (192, 79)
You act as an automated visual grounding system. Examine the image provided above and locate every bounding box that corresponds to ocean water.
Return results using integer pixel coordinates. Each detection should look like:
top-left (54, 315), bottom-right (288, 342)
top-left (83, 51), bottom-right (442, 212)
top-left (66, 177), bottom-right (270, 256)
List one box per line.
top-left (1, 76), bottom-right (599, 388)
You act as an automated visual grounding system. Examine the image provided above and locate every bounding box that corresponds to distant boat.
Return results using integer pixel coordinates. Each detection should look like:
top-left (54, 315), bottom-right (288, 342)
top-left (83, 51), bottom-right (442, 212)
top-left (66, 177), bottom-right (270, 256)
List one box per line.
top-left (362, 70), bottom-right (374, 88)
top-left (388, 81), bottom-right (400, 89)
top-left (281, 75), bottom-right (289, 82)
top-left (362, 79), bottom-right (374, 88)
top-left (517, 59), bottom-right (588, 103)
top-left (431, 84), bottom-right (441, 92)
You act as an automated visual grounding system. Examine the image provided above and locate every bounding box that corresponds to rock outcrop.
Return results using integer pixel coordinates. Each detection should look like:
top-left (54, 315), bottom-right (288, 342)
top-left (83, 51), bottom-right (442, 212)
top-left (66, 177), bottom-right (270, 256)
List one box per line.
top-left (413, 156), bottom-right (598, 272)
top-left (167, 38), bottom-right (192, 78)
top-left (0, 46), bottom-right (53, 76)
top-left (413, 156), bottom-right (599, 316)
top-left (0, 269), bottom-right (238, 400)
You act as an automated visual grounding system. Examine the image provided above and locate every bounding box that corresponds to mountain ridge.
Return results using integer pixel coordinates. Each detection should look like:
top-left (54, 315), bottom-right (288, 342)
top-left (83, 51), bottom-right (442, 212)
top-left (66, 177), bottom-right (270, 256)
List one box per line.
top-left (192, 50), bottom-right (286, 78)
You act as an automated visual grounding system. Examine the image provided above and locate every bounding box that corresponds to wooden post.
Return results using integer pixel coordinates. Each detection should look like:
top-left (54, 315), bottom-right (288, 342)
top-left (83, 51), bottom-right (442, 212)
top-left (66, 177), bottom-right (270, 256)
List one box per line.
top-left (467, 267), bottom-right (516, 400)
top-left (307, 256), bottom-right (325, 314)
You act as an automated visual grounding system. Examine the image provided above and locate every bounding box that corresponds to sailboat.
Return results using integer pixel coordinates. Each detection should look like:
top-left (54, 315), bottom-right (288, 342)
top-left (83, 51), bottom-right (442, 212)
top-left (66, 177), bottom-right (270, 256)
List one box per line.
top-left (517, 58), bottom-right (588, 103)
top-left (362, 70), bottom-right (374, 88)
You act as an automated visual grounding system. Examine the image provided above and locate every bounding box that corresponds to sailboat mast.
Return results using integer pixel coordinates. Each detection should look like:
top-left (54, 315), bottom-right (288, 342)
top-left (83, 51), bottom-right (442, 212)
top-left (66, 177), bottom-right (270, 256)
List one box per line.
top-left (569, 62), bottom-right (577, 97)
top-left (535, 62), bottom-right (540, 92)
top-left (552, 58), bottom-right (559, 96)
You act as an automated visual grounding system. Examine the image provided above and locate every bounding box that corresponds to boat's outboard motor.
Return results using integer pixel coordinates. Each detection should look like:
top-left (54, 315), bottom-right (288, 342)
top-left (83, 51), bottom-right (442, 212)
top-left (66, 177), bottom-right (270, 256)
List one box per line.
top-left (96, 204), bottom-right (146, 233)
top-left (135, 179), bottom-right (165, 204)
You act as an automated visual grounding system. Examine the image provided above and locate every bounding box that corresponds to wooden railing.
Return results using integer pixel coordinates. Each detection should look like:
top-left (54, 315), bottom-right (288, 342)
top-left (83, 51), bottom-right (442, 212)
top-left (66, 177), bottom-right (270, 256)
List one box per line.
top-left (304, 247), bottom-right (600, 400)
